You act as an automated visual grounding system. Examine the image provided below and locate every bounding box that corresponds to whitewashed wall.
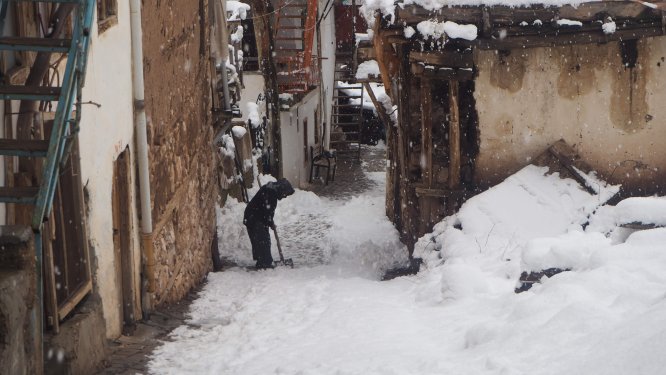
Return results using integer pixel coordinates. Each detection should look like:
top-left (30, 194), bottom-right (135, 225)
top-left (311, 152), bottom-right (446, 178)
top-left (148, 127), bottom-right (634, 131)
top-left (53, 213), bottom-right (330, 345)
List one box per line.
top-left (281, 90), bottom-right (319, 187)
top-left (318, 0), bottom-right (336, 148)
top-left (78, 1), bottom-right (141, 339)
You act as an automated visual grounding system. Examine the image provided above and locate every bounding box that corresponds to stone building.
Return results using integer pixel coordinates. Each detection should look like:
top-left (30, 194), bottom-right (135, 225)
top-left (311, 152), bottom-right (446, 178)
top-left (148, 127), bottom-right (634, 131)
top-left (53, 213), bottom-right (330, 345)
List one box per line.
top-left (0, 0), bottom-right (223, 372)
top-left (361, 1), bottom-right (666, 252)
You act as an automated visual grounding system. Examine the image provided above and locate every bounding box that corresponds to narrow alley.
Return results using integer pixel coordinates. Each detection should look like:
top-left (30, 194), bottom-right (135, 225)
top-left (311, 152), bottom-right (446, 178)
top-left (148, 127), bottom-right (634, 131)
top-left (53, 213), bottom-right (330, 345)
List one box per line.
top-left (101, 144), bottom-right (410, 374)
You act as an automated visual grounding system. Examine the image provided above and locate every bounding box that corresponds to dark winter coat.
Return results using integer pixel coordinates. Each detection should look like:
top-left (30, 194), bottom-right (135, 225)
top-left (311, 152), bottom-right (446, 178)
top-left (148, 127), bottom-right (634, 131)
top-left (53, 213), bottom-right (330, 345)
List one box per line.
top-left (243, 178), bottom-right (295, 227)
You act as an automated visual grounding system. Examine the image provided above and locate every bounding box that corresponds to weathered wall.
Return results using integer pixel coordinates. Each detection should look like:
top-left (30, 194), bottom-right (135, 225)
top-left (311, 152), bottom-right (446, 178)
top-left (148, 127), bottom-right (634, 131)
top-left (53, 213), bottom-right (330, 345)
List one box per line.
top-left (142, 0), bottom-right (219, 305)
top-left (474, 38), bottom-right (666, 194)
top-left (281, 89), bottom-right (319, 187)
top-left (0, 228), bottom-right (37, 375)
top-left (79, 0), bottom-right (140, 339)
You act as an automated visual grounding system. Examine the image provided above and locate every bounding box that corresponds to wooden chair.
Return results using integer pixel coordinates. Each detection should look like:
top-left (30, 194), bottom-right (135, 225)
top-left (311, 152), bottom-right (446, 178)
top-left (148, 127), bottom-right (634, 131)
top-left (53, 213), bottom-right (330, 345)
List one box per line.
top-left (309, 144), bottom-right (337, 185)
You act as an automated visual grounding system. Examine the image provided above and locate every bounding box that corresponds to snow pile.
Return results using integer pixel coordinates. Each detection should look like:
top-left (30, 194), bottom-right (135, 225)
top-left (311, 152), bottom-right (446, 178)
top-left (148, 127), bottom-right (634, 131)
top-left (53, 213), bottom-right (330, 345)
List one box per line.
top-left (218, 134), bottom-right (236, 158)
top-left (246, 102), bottom-right (261, 128)
top-left (404, 26), bottom-right (416, 38)
top-left (230, 25), bottom-right (244, 43)
top-left (417, 20), bottom-right (478, 41)
top-left (355, 60), bottom-right (380, 79)
top-left (231, 125), bottom-right (247, 139)
top-left (602, 19), bottom-right (617, 34)
top-left (613, 197), bottom-right (666, 226)
top-left (226, 0), bottom-right (250, 21)
top-left (556, 18), bottom-right (583, 27)
top-left (151, 157), bottom-right (666, 375)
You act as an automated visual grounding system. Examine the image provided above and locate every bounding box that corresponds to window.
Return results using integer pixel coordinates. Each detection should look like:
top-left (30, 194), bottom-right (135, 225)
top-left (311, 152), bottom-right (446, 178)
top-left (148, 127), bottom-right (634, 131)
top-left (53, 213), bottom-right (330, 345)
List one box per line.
top-left (97, 0), bottom-right (118, 33)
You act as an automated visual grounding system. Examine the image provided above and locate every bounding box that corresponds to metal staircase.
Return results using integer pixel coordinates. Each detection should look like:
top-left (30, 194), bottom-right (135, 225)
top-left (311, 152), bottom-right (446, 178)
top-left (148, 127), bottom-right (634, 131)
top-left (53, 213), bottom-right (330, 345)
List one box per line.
top-left (0, 0), bottom-right (95, 328)
top-left (330, 66), bottom-right (364, 160)
top-left (273, 0), bottom-right (317, 94)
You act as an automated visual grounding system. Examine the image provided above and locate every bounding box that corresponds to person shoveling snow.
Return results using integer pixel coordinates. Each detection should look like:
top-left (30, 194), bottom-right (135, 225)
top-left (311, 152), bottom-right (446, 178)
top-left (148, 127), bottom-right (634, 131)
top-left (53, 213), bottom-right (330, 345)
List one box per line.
top-left (243, 178), bottom-right (295, 269)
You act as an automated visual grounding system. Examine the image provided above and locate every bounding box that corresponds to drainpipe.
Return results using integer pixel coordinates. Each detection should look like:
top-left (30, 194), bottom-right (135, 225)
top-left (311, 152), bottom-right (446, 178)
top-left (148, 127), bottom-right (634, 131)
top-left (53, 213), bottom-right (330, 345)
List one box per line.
top-left (212, 0), bottom-right (232, 118)
top-left (129, 0), bottom-right (155, 310)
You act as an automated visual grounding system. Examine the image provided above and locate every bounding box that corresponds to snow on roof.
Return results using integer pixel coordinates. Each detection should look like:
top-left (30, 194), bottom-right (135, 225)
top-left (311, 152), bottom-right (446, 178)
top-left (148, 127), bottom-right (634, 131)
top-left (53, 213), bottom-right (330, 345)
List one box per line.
top-left (226, 0), bottom-right (251, 21)
top-left (416, 20), bottom-right (478, 40)
top-left (361, 0), bottom-right (603, 26)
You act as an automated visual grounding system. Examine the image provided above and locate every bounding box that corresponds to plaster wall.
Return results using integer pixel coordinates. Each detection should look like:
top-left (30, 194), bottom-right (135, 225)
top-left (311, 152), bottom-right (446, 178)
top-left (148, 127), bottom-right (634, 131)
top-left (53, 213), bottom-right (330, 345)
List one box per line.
top-left (78, 2), bottom-right (140, 339)
top-left (474, 38), bottom-right (666, 194)
top-left (280, 90), bottom-right (320, 187)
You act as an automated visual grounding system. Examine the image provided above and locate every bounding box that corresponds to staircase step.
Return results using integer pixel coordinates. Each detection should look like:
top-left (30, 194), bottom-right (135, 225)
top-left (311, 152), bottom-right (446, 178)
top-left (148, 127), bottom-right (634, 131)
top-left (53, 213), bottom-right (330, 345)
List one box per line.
top-left (333, 95), bottom-right (362, 99)
top-left (0, 186), bottom-right (39, 205)
top-left (0, 85), bottom-right (61, 101)
top-left (275, 37), bottom-right (305, 41)
top-left (333, 122), bottom-right (362, 126)
top-left (0, 139), bottom-right (50, 157)
top-left (276, 48), bottom-right (304, 51)
top-left (334, 103), bottom-right (363, 107)
top-left (279, 15), bottom-right (305, 19)
top-left (277, 26), bottom-right (305, 30)
top-left (0, 37), bottom-right (71, 53)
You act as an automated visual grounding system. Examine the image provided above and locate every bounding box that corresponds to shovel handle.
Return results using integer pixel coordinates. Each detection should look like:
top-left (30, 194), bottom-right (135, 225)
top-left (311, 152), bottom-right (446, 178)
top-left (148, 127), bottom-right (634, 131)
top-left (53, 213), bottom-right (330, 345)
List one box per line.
top-left (272, 226), bottom-right (285, 263)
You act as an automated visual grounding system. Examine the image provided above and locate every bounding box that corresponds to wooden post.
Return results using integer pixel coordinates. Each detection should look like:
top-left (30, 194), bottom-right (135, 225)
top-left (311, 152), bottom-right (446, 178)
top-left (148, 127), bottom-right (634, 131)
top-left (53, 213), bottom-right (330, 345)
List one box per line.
top-left (421, 79), bottom-right (433, 188)
top-left (448, 80), bottom-right (461, 190)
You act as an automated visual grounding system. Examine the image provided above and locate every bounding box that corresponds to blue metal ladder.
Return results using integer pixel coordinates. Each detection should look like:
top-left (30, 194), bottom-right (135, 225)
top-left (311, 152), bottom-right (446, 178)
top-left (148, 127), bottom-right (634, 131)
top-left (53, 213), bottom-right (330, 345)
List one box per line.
top-left (0, 0), bottom-right (95, 337)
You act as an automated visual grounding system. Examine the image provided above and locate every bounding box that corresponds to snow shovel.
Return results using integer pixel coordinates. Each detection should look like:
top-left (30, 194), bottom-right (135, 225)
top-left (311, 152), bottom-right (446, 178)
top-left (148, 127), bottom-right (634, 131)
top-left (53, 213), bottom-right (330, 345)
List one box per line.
top-left (272, 226), bottom-right (294, 268)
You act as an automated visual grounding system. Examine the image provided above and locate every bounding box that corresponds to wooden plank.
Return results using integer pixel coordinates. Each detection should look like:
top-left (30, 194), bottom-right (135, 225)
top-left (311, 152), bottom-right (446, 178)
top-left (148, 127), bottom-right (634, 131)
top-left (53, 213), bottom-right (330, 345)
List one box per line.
top-left (58, 279), bottom-right (92, 321)
top-left (421, 79), bottom-right (433, 187)
top-left (362, 82), bottom-right (392, 129)
top-left (415, 186), bottom-right (466, 198)
top-left (373, 14), bottom-right (394, 98)
top-left (43, 220), bottom-right (59, 333)
top-left (0, 139), bottom-right (49, 156)
top-left (448, 81), bottom-right (461, 190)
top-left (0, 85), bottom-right (61, 101)
top-left (409, 50), bottom-right (474, 69)
top-left (0, 186), bottom-right (39, 202)
top-left (475, 24), bottom-right (664, 50)
top-left (411, 63), bottom-right (475, 81)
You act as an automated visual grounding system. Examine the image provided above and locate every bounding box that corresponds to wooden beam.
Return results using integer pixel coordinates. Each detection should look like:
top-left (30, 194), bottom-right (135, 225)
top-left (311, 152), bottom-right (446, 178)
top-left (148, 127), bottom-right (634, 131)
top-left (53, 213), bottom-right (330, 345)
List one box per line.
top-left (421, 79), bottom-right (433, 187)
top-left (448, 81), bottom-right (461, 190)
top-left (415, 186), bottom-right (466, 198)
top-left (411, 63), bottom-right (475, 81)
top-left (409, 50), bottom-right (474, 69)
top-left (363, 82), bottom-right (392, 129)
top-left (373, 17), bottom-right (404, 99)
top-left (475, 24), bottom-right (664, 50)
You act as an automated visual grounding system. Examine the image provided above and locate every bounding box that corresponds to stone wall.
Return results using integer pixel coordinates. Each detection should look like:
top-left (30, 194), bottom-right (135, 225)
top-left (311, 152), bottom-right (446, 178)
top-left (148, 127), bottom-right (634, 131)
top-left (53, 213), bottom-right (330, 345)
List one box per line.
top-left (0, 227), bottom-right (38, 375)
top-left (141, 0), bottom-right (220, 305)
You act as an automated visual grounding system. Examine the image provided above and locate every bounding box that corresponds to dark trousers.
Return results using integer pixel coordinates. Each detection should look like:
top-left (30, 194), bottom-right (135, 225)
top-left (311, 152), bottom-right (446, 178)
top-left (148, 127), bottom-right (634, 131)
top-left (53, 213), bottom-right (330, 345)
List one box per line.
top-left (246, 222), bottom-right (272, 267)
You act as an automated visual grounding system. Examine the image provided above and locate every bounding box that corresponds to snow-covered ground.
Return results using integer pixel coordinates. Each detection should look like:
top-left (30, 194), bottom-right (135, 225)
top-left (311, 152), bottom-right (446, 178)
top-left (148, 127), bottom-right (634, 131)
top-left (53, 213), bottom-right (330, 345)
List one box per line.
top-left (149, 149), bottom-right (666, 375)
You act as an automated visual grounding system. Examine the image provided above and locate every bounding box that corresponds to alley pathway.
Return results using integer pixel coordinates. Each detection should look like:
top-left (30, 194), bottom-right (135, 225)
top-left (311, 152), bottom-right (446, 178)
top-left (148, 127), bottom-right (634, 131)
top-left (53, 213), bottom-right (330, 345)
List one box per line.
top-left (101, 143), bottom-right (407, 374)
